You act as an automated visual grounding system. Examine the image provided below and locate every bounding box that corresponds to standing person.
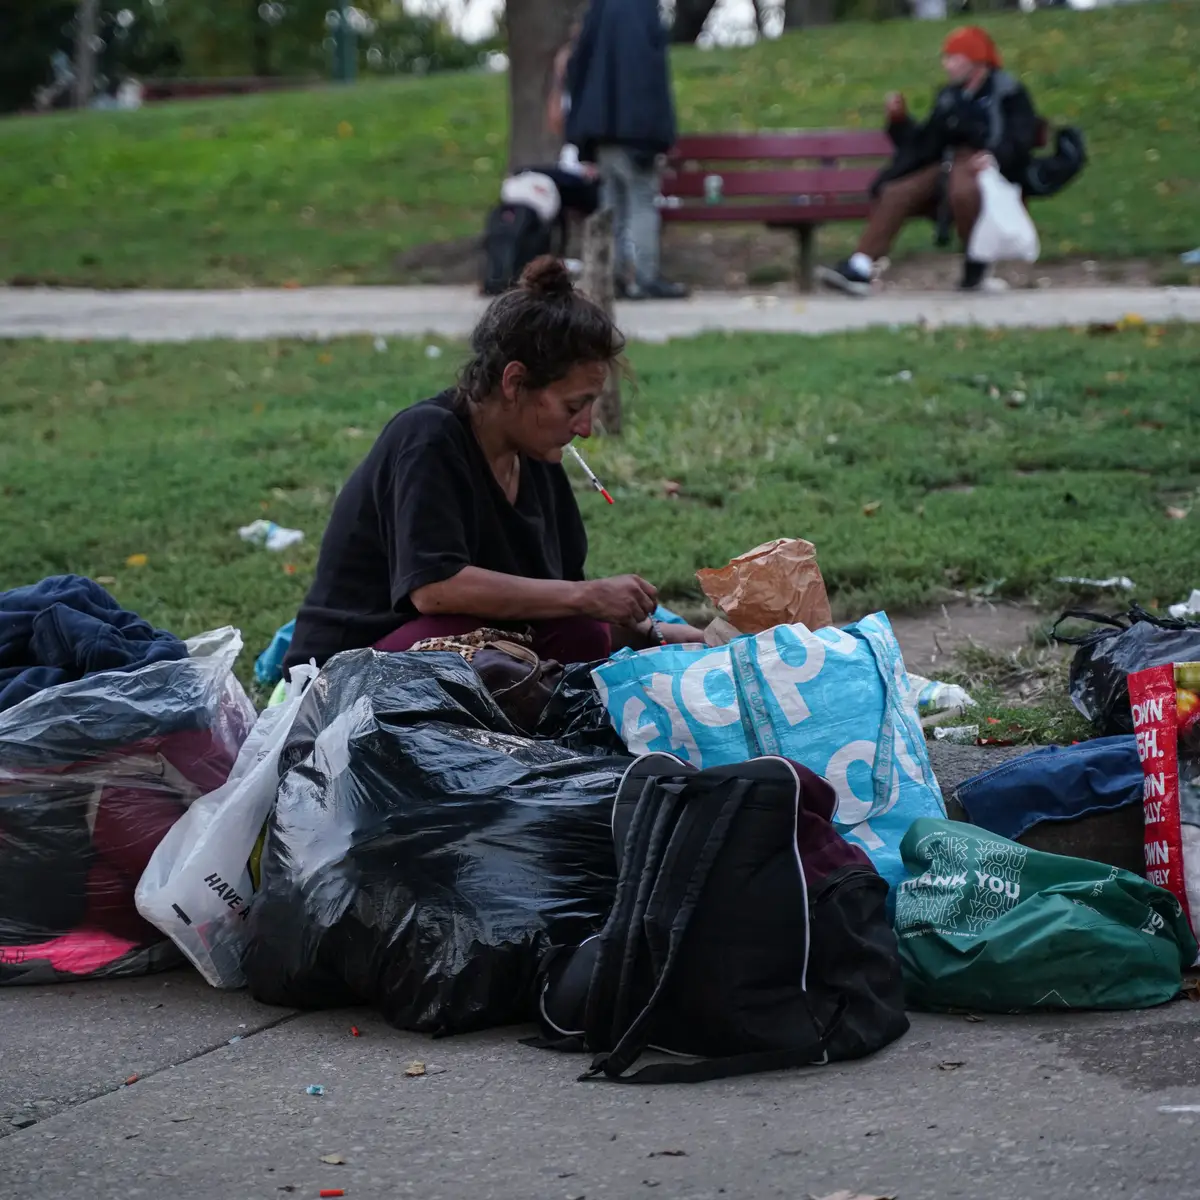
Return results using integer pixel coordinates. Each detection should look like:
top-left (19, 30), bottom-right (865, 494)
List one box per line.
top-left (819, 26), bottom-right (1039, 297)
top-left (284, 257), bottom-right (704, 675)
top-left (566, 0), bottom-right (689, 301)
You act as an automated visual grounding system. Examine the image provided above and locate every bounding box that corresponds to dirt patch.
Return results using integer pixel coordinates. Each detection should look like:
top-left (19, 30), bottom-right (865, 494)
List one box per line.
top-left (883, 600), bottom-right (1046, 680)
top-left (394, 224), bottom-right (1197, 292)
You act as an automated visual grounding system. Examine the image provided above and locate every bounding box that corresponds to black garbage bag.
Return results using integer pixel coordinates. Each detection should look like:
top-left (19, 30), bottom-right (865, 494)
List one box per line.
top-left (244, 649), bottom-right (628, 1035)
top-left (535, 661), bottom-right (627, 755)
top-left (1054, 606), bottom-right (1200, 736)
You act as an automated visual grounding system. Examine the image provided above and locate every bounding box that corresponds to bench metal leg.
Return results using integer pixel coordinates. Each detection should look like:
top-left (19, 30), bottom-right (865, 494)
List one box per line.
top-left (795, 225), bottom-right (817, 293)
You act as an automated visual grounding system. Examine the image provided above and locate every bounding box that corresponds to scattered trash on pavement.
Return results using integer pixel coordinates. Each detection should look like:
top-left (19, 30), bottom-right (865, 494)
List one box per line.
top-left (124, 1074), bottom-right (139, 1086)
top-left (320, 1190), bottom-right (346, 1198)
top-left (811, 1191), bottom-right (898, 1200)
top-left (938, 1061), bottom-right (965, 1071)
top-left (238, 520), bottom-right (305, 553)
top-left (306, 1085), bottom-right (326, 1096)
top-left (404, 1061), bottom-right (426, 1077)
top-left (1159, 1105), bottom-right (1200, 1113)
top-left (319, 1153), bottom-right (346, 1166)
top-left (350, 1025), bottom-right (361, 1037)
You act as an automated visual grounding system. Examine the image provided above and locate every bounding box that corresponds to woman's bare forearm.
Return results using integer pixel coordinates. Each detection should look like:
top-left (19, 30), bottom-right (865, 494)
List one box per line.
top-left (411, 566), bottom-right (588, 621)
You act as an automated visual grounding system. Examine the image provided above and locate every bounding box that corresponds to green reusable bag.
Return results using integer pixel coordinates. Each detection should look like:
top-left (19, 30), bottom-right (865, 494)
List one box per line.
top-left (895, 819), bottom-right (1198, 1012)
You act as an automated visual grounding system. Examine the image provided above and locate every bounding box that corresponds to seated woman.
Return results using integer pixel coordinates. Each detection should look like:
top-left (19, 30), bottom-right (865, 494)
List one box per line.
top-left (285, 257), bottom-right (704, 673)
top-left (818, 25), bottom-right (1039, 297)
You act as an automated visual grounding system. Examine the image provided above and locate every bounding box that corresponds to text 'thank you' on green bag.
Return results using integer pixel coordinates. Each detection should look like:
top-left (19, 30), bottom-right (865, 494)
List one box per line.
top-left (894, 818), bottom-right (1198, 1012)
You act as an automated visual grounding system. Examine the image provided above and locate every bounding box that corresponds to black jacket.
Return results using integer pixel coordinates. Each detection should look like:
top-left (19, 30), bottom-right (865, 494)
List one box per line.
top-left (565, 0), bottom-right (677, 164)
top-left (873, 70), bottom-right (1039, 194)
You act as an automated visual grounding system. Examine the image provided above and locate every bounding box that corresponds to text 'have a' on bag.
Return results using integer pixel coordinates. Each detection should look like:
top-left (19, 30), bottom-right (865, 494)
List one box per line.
top-left (534, 753), bottom-right (910, 1083)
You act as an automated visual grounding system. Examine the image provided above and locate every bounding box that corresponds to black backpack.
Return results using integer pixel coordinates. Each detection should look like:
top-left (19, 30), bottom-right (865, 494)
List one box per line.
top-left (534, 753), bottom-right (910, 1083)
top-left (1022, 126), bottom-right (1087, 199)
top-left (481, 202), bottom-right (553, 296)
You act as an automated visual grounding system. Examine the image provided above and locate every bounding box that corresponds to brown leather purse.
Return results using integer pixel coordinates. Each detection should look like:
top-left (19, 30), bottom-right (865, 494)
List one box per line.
top-left (409, 629), bottom-right (562, 734)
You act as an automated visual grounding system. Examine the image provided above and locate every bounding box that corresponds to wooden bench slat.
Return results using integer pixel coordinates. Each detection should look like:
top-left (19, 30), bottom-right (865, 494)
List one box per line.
top-left (669, 130), bottom-right (892, 163)
top-left (661, 201), bottom-right (873, 225)
top-left (662, 166), bottom-right (879, 200)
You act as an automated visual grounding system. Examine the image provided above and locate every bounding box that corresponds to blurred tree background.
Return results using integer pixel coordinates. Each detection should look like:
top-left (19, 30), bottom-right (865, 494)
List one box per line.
top-left (0, 0), bottom-right (491, 112)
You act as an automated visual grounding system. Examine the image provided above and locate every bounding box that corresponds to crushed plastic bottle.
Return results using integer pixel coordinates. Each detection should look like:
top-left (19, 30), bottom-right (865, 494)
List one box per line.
top-left (238, 520), bottom-right (305, 553)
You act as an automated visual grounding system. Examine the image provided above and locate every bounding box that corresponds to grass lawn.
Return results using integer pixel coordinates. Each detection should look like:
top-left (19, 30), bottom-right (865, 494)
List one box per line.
top-left (1, 4), bottom-right (1197, 288)
top-left (3, 323), bottom-right (1199, 699)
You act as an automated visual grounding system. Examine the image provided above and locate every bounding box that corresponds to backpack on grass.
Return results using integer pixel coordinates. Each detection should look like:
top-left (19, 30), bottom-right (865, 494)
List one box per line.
top-left (481, 202), bottom-right (553, 296)
top-left (534, 753), bottom-right (910, 1083)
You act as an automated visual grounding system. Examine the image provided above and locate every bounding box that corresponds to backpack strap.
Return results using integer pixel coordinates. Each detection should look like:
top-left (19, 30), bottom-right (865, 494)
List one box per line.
top-left (595, 996), bottom-right (847, 1084)
top-left (582, 777), bottom-right (751, 1082)
top-left (583, 775), bottom-right (684, 1051)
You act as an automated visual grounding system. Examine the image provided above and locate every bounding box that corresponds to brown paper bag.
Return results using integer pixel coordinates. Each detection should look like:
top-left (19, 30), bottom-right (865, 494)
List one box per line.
top-left (696, 538), bottom-right (832, 635)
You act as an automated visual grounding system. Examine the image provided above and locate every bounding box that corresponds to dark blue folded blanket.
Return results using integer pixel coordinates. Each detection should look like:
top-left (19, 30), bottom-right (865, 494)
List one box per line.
top-left (954, 735), bottom-right (1142, 841)
top-left (0, 575), bottom-right (185, 713)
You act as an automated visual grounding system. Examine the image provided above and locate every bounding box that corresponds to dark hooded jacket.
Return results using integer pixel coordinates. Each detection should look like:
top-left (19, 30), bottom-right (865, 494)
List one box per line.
top-left (873, 69), bottom-right (1039, 195)
top-left (565, 0), bottom-right (677, 165)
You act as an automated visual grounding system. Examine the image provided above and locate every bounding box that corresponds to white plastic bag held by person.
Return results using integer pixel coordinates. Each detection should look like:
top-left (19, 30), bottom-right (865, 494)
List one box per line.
top-left (136, 665), bottom-right (316, 987)
top-left (968, 165), bottom-right (1040, 264)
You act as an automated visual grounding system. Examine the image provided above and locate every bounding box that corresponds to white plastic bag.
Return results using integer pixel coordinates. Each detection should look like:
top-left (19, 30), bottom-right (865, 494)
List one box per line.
top-left (968, 165), bottom-right (1040, 264)
top-left (135, 664), bottom-right (317, 988)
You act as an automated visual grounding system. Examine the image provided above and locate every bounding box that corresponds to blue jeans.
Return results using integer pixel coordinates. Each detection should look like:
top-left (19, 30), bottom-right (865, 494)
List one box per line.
top-left (597, 145), bottom-right (661, 286)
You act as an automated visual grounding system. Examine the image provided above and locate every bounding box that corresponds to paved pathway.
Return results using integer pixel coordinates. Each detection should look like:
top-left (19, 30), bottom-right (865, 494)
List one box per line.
top-left (2, 284), bottom-right (1198, 342)
top-left (4, 968), bottom-right (1200, 1199)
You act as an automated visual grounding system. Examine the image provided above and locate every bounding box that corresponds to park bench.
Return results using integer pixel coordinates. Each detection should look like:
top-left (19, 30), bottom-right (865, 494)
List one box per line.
top-left (660, 130), bottom-right (893, 292)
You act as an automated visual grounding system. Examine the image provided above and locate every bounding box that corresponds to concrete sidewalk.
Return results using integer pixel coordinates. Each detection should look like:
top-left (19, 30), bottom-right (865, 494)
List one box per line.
top-left (3, 968), bottom-right (1199, 1200)
top-left (2, 284), bottom-right (1199, 342)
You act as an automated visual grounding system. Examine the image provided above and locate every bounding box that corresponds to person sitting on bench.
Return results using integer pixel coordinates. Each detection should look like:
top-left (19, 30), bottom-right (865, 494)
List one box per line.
top-left (819, 26), bottom-right (1039, 297)
top-left (285, 257), bottom-right (704, 674)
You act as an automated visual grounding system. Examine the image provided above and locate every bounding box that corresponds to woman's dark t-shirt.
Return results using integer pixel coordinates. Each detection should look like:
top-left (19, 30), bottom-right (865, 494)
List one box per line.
top-left (286, 392), bottom-right (588, 668)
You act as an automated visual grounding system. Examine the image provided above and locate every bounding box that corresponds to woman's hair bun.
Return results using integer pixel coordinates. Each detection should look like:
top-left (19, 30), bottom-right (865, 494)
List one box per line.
top-left (519, 255), bottom-right (575, 299)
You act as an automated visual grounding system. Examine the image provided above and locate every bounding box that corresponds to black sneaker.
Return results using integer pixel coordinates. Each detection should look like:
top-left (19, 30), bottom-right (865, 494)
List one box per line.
top-left (817, 259), bottom-right (872, 298)
top-left (959, 259), bottom-right (988, 291)
top-left (625, 278), bottom-right (690, 301)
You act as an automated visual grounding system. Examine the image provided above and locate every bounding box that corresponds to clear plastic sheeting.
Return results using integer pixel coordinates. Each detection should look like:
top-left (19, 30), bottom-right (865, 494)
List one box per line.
top-left (0, 629), bottom-right (254, 984)
top-left (244, 649), bottom-right (627, 1034)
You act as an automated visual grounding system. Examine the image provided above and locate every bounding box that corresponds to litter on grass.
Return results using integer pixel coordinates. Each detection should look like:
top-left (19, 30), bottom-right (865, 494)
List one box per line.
top-left (238, 520), bottom-right (305, 553)
top-left (1057, 575), bottom-right (1136, 591)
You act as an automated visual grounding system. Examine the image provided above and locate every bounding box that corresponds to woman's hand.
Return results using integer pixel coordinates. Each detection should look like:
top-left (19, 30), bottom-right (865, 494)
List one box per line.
top-left (580, 575), bottom-right (658, 625)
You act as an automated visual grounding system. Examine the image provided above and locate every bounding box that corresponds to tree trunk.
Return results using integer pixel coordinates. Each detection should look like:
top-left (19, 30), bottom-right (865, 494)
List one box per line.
top-left (73, 0), bottom-right (100, 108)
top-left (671, 0), bottom-right (719, 43)
top-left (506, 0), bottom-right (583, 172)
top-left (782, 0), bottom-right (837, 28)
top-left (251, 0), bottom-right (272, 75)
top-left (580, 208), bottom-right (622, 435)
